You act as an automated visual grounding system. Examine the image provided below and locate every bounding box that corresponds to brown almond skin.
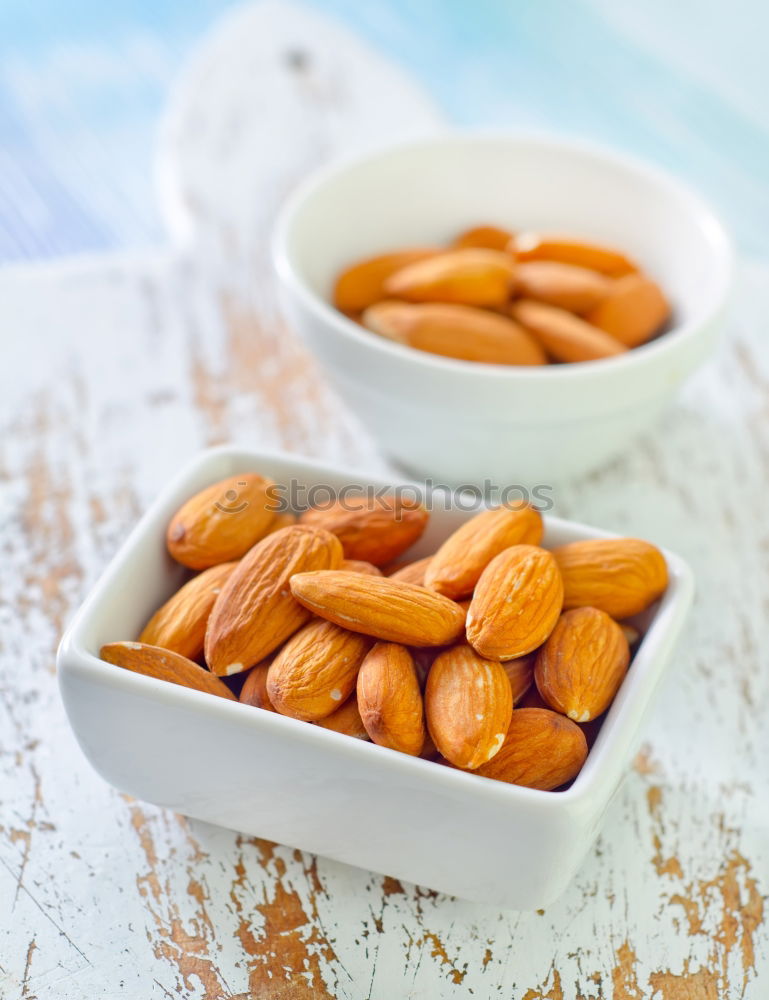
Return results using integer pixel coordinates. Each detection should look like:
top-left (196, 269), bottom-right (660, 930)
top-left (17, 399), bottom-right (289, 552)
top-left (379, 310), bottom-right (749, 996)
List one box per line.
top-left (535, 607), bottom-right (630, 722)
top-left (266, 619), bottom-right (370, 721)
top-left (139, 561), bottom-right (237, 659)
top-left (265, 510), bottom-right (298, 534)
top-left (340, 559), bottom-right (383, 576)
top-left (424, 505), bottom-right (543, 599)
top-left (471, 708), bottom-right (588, 790)
top-left (515, 260), bottom-right (611, 313)
top-left (467, 545), bottom-right (564, 660)
top-left (425, 645), bottom-right (513, 769)
top-left (166, 474), bottom-right (278, 569)
top-left (300, 494), bottom-right (428, 567)
top-left (289, 571), bottom-right (466, 647)
top-left (387, 555), bottom-right (433, 586)
top-left (100, 641), bottom-right (236, 701)
top-left (333, 248), bottom-right (438, 313)
top-left (585, 273), bottom-right (671, 347)
top-left (510, 233), bottom-right (637, 277)
top-left (204, 525), bottom-right (343, 676)
top-left (239, 661), bottom-right (276, 711)
top-left (363, 301), bottom-right (546, 365)
top-left (511, 299), bottom-right (627, 363)
top-left (503, 653), bottom-right (537, 702)
top-left (452, 224), bottom-right (514, 252)
top-left (384, 248), bottom-right (516, 307)
top-left (553, 538), bottom-right (668, 619)
top-left (357, 643), bottom-right (425, 755)
top-left (315, 695), bottom-right (370, 739)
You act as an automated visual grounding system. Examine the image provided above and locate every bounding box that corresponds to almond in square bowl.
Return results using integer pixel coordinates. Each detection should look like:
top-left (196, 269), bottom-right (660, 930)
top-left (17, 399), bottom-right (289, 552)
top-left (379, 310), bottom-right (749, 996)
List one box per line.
top-left (57, 446), bottom-right (692, 908)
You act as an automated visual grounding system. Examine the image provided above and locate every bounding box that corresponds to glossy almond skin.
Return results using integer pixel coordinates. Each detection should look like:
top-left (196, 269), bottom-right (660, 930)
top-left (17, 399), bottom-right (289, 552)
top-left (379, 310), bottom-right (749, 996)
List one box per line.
top-left (315, 695), bottom-right (370, 739)
top-left (586, 273), bottom-right (671, 347)
top-left (100, 641), bottom-right (236, 701)
top-left (340, 559), bottom-right (383, 576)
top-left (467, 545), bottom-right (564, 660)
top-left (266, 619), bottom-right (370, 721)
top-left (300, 495), bottom-right (428, 567)
top-left (515, 260), bottom-right (611, 313)
top-left (535, 607), bottom-right (630, 722)
top-left (333, 248), bottom-right (437, 313)
top-left (357, 643), bottom-right (425, 755)
top-left (166, 473), bottom-right (277, 569)
top-left (204, 525), bottom-right (343, 676)
top-left (384, 249), bottom-right (516, 307)
top-left (387, 556), bottom-right (433, 586)
top-left (239, 662), bottom-right (275, 711)
top-left (511, 299), bottom-right (627, 362)
top-left (452, 224), bottom-right (514, 251)
top-left (425, 505), bottom-right (544, 599)
top-left (363, 302), bottom-right (546, 365)
top-left (289, 571), bottom-right (467, 647)
top-left (139, 561), bottom-right (237, 659)
top-left (553, 538), bottom-right (668, 619)
top-left (471, 708), bottom-right (588, 789)
top-left (425, 646), bottom-right (513, 769)
top-left (510, 233), bottom-right (637, 277)
top-left (503, 653), bottom-right (537, 702)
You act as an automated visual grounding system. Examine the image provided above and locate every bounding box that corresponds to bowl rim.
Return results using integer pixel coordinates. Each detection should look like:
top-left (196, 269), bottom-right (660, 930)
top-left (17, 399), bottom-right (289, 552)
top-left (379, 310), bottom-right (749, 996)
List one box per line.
top-left (272, 127), bottom-right (733, 381)
top-left (57, 444), bottom-right (694, 814)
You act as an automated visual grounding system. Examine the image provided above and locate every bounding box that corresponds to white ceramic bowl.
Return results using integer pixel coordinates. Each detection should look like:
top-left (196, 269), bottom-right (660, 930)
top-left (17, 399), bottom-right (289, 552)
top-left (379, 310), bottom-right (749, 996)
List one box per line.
top-left (57, 446), bottom-right (693, 908)
top-left (273, 132), bottom-right (732, 485)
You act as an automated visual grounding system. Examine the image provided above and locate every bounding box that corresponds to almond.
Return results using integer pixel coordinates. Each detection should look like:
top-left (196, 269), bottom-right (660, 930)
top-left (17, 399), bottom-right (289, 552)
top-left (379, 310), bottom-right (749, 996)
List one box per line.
top-left (363, 301), bottom-right (546, 365)
top-left (424, 505), bottom-right (543, 599)
top-left (384, 249), bottom-right (516, 307)
top-left (315, 695), bottom-right (370, 739)
top-left (387, 555), bottom-right (433, 586)
top-left (511, 299), bottom-right (627, 362)
top-left (139, 561), bottom-right (237, 659)
top-left (239, 661), bottom-right (275, 711)
top-left (357, 643), bottom-right (425, 755)
top-left (333, 248), bottom-right (438, 313)
top-left (100, 641), bottom-right (236, 701)
top-left (503, 653), bottom-right (537, 702)
top-left (340, 559), bottom-right (383, 576)
top-left (467, 545), bottom-right (563, 660)
top-left (515, 260), bottom-right (611, 313)
top-left (585, 274), bottom-right (671, 347)
top-left (300, 494), bottom-right (428, 566)
top-left (471, 708), bottom-right (588, 789)
top-left (166, 474), bottom-right (278, 569)
top-left (510, 233), bottom-right (637, 277)
top-left (265, 510), bottom-right (298, 534)
top-left (534, 607), bottom-right (630, 722)
top-left (553, 537), bottom-right (668, 619)
top-left (266, 619), bottom-right (370, 721)
top-left (452, 224), bottom-right (514, 252)
top-left (289, 571), bottom-right (467, 647)
top-left (204, 525), bottom-right (343, 676)
top-left (425, 645), bottom-right (513, 769)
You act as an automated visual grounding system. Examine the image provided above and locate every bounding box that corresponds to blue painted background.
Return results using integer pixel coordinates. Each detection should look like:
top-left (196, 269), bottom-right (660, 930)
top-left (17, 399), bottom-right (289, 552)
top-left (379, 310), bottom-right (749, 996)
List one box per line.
top-left (0, 0), bottom-right (766, 261)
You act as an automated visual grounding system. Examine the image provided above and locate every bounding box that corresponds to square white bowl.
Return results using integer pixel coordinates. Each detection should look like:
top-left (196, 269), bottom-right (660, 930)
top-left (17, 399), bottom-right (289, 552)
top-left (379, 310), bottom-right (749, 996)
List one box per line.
top-left (57, 446), bottom-right (693, 909)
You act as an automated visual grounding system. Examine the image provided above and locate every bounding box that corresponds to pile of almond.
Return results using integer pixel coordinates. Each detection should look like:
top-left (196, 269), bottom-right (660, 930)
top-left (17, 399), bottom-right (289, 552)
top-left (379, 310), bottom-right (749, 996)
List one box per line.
top-left (333, 225), bottom-right (671, 365)
top-left (101, 473), bottom-right (668, 792)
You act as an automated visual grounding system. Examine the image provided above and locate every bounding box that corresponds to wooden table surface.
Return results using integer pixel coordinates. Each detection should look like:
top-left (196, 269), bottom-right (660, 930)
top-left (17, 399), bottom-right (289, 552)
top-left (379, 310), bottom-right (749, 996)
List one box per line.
top-left (1, 4), bottom-right (767, 997)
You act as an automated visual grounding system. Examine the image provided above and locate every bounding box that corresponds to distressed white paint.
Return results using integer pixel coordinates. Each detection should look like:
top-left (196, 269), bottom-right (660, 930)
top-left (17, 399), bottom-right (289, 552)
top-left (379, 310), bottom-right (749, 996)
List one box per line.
top-left (0, 3), bottom-right (767, 997)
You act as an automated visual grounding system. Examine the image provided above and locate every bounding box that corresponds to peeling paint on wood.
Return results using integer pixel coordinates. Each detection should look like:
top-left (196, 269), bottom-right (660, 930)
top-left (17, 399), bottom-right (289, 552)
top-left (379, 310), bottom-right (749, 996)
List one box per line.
top-left (0, 3), bottom-right (767, 998)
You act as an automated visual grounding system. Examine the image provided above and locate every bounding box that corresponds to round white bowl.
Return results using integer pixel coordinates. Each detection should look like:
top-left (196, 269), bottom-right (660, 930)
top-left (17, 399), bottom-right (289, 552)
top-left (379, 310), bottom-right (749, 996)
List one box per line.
top-left (272, 132), bottom-right (732, 486)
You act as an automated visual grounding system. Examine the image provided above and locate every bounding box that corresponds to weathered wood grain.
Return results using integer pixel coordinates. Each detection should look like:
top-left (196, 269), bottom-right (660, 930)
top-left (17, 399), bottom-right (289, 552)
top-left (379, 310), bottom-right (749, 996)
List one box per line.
top-left (0, 3), bottom-right (767, 997)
